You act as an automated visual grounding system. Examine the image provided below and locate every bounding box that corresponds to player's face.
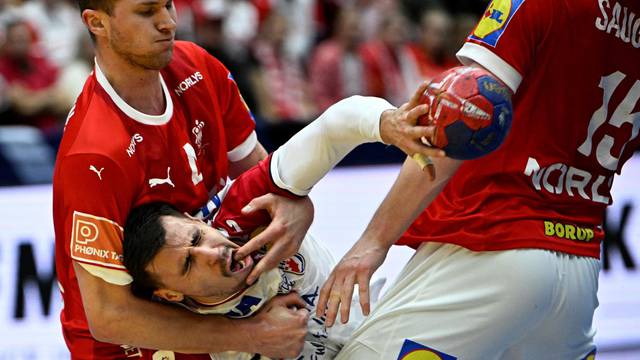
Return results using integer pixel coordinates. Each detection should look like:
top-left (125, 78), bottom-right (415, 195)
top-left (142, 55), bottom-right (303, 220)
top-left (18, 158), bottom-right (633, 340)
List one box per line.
top-left (105, 0), bottom-right (177, 70)
top-left (147, 216), bottom-right (255, 301)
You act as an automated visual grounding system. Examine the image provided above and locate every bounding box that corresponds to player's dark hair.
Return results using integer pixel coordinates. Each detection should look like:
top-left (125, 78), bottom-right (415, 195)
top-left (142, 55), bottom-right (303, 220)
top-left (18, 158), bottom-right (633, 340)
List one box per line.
top-left (123, 202), bottom-right (186, 298)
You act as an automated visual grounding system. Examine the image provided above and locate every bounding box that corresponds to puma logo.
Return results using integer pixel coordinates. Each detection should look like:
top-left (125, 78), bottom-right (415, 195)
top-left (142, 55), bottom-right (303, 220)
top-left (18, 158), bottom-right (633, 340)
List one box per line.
top-left (89, 165), bottom-right (104, 180)
top-left (149, 167), bottom-right (175, 188)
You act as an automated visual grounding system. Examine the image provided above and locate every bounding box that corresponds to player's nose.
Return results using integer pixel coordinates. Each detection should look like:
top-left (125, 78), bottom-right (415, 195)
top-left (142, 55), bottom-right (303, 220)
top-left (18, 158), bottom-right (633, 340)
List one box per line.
top-left (193, 246), bottom-right (226, 266)
top-left (156, 8), bottom-right (176, 33)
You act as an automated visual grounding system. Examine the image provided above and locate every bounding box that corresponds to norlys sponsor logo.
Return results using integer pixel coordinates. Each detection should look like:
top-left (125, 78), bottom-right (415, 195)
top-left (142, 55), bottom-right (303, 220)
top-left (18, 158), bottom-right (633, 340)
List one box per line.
top-left (174, 72), bottom-right (204, 96)
top-left (126, 133), bottom-right (143, 157)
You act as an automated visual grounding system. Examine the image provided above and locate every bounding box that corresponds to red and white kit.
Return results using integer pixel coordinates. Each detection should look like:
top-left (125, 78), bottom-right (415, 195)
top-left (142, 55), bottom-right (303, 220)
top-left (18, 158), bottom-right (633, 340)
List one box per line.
top-left (338, 0), bottom-right (639, 359)
top-left (404, 0), bottom-right (640, 257)
top-left (55, 60), bottom-right (394, 359)
top-left (53, 41), bottom-right (256, 359)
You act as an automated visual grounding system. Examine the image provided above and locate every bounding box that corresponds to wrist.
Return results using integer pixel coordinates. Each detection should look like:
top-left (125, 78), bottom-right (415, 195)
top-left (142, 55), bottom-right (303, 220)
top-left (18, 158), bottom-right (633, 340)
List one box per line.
top-left (224, 316), bottom-right (259, 353)
top-left (379, 109), bottom-right (395, 145)
top-left (358, 229), bottom-right (395, 252)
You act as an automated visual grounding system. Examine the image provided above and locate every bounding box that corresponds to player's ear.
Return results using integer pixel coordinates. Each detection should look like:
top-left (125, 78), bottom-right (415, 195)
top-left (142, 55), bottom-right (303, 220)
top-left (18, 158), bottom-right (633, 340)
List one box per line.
top-left (82, 9), bottom-right (108, 39)
top-left (183, 212), bottom-right (204, 223)
top-left (153, 288), bottom-right (184, 303)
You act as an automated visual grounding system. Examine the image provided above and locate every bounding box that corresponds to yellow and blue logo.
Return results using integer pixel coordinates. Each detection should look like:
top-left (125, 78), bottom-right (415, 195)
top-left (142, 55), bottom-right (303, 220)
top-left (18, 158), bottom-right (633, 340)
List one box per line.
top-left (581, 349), bottom-right (597, 360)
top-left (397, 339), bottom-right (457, 360)
top-left (470, 0), bottom-right (525, 47)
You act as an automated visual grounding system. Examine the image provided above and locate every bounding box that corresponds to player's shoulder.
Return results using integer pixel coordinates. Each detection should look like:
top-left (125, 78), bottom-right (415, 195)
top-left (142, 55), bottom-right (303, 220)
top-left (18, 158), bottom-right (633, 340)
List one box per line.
top-left (168, 41), bottom-right (227, 74)
top-left (164, 41), bottom-right (230, 94)
top-left (59, 77), bottom-right (136, 167)
top-left (168, 41), bottom-right (205, 65)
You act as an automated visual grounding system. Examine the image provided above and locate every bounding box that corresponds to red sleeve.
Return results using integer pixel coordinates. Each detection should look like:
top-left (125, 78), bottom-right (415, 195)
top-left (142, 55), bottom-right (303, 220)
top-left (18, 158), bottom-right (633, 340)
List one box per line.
top-left (457, 0), bottom-right (551, 91)
top-left (213, 155), bottom-right (300, 239)
top-left (55, 153), bottom-right (135, 276)
top-left (201, 47), bottom-right (256, 153)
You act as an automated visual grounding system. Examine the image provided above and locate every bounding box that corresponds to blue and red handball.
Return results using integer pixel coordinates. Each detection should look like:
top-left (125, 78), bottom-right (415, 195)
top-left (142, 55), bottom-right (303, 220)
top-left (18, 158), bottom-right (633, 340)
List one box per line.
top-left (419, 66), bottom-right (513, 160)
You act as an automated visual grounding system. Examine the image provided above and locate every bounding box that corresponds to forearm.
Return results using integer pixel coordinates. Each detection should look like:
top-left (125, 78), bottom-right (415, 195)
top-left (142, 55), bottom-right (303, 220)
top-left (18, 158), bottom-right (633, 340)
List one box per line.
top-left (75, 263), bottom-right (254, 353)
top-left (360, 156), bottom-right (463, 249)
top-left (271, 96), bottom-right (394, 195)
top-left (96, 291), bottom-right (248, 352)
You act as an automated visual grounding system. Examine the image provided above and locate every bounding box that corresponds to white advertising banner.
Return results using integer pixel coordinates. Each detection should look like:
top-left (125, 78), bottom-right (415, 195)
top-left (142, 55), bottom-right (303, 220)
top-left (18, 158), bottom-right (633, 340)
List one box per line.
top-left (0, 186), bottom-right (66, 359)
top-left (0, 159), bottom-right (638, 358)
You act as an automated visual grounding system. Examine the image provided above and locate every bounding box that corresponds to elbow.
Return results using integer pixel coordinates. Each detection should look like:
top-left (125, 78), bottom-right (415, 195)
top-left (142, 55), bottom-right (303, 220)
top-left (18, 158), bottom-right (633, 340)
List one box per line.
top-left (85, 309), bottom-right (119, 343)
top-left (83, 298), bottom-right (127, 343)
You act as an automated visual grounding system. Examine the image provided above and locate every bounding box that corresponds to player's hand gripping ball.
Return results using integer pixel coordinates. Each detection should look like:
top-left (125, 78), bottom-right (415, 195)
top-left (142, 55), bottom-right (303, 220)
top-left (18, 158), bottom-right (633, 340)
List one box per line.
top-left (418, 66), bottom-right (513, 160)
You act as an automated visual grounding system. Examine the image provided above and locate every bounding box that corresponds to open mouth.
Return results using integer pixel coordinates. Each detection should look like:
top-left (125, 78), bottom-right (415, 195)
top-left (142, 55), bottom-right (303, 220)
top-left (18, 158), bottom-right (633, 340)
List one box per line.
top-left (228, 249), bottom-right (254, 274)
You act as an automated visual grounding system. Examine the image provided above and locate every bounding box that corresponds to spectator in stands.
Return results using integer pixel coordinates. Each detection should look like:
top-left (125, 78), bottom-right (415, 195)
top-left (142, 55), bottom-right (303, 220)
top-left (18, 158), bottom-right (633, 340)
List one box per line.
top-left (278, 0), bottom-right (316, 61)
top-left (354, 0), bottom-right (394, 41)
top-left (401, 6), bottom-right (457, 90)
top-left (250, 8), bottom-right (316, 149)
top-left (0, 0), bottom-right (20, 30)
top-left (54, 32), bottom-right (93, 113)
top-left (217, 0), bottom-right (258, 59)
top-left (0, 19), bottom-right (62, 132)
top-left (360, 10), bottom-right (409, 106)
top-left (309, 7), bottom-right (365, 112)
top-left (193, 2), bottom-right (257, 111)
top-left (19, 0), bottom-right (84, 67)
top-left (172, 0), bottom-right (197, 40)
top-left (450, 12), bottom-right (478, 56)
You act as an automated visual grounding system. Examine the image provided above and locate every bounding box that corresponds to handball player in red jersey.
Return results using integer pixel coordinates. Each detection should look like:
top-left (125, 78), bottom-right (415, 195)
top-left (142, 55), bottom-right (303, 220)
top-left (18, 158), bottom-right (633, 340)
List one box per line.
top-left (321, 0), bottom-right (640, 358)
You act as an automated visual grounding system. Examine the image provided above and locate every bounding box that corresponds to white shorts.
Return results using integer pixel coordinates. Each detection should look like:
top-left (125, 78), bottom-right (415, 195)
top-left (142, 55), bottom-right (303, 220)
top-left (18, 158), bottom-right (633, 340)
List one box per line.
top-left (335, 242), bottom-right (600, 360)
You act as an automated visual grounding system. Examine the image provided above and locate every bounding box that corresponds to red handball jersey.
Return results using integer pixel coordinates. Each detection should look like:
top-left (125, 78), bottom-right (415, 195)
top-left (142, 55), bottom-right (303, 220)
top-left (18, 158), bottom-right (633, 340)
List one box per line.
top-left (212, 154), bottom-right (300, 241)
top-left (398, 0), bottom-right (640, 258)
top-left (52, 41), bottom-right (256, 359)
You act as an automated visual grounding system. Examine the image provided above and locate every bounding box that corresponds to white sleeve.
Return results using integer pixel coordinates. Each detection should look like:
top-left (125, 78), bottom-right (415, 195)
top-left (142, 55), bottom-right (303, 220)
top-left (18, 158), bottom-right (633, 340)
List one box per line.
top-left (270, 96), bottom-right (395, 196)
top-left (456, 42), bottom-right (522, 93)
top-left (227, 131), bottom-right (258, 162)
top-left (78, 263), bottom-right (133, 286)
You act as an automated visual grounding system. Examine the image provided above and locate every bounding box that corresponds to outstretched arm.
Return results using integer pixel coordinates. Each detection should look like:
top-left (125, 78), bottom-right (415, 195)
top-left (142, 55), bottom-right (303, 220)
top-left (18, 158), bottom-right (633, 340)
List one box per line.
top-left (272, 83), bottom-right (444, 196)
top-left (236, 84), bottom-right (444, 284)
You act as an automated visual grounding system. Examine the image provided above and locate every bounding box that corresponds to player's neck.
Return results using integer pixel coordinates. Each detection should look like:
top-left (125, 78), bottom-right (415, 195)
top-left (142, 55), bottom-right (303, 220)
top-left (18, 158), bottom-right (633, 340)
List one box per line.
top-left (95, 51), bottom-right (166, 116)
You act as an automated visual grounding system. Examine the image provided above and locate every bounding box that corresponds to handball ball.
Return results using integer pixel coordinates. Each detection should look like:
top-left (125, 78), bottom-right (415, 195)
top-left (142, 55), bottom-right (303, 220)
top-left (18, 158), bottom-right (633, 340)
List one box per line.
top-left (418, 66), bottom-right (513, 160)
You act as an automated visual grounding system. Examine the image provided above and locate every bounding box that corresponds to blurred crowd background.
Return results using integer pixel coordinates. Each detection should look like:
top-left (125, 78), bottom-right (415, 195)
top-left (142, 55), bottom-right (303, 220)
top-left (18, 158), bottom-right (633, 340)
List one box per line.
top-left (0, 0), bottom-right (488, 186)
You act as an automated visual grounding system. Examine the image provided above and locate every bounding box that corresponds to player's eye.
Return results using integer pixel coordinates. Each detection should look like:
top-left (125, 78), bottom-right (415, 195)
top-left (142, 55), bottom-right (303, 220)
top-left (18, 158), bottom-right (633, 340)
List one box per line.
top-left (165, 0), bottom-right (173, 9)
top-left (183, 229), bottom-right (203, 275)
top-left (183, 252), bottom-right (192, 275)
top-left (137, 8), bottom-right (155, 16)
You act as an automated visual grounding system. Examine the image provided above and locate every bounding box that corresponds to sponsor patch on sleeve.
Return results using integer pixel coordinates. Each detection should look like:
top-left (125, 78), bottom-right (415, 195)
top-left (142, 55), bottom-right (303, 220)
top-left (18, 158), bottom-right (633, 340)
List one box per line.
top-left (470, 0), bottom-right (525, 47)
top-left (397, 339), bottom-right (457, 360)
top-left (70, 211), bottom-right (126, 270)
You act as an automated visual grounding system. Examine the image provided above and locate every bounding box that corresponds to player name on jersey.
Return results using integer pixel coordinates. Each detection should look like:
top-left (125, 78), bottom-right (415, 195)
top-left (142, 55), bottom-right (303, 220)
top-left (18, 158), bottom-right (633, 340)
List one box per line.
top-left (596, 0), bottom-right (640, 48)
top-left (524, 157), bottom-right (611, 204)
